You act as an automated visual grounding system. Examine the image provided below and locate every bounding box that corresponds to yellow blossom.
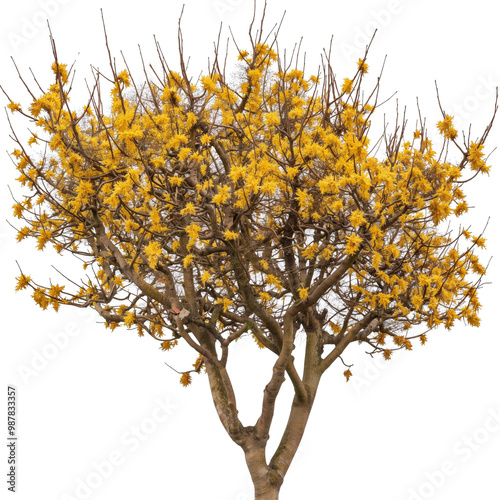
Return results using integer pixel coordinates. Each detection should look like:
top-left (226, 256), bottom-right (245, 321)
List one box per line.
top-left (344, 234), bottom-right (362, 255)
top-left (357, 58), bottom-right (368, 74)
top-left (349, 210), bottom-right (366, 228)
top-left (15, 273), bottom-right (31, 291)
top-left (180, 372), bottom-right (192, 387)
top-left (437, 115), bottom-right (458, 140)
top-left (183, 254), bottom-right (194, 268)
top-left (144, 241), bottom-right (162, 269)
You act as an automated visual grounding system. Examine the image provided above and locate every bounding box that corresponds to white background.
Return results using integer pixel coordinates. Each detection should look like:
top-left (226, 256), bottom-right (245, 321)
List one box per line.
top-left (1, 1), bottom-right (499, 499)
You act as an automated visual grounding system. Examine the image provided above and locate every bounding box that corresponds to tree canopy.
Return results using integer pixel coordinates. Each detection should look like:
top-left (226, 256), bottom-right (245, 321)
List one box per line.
top-left (3, 10), bottom-right (497, 499)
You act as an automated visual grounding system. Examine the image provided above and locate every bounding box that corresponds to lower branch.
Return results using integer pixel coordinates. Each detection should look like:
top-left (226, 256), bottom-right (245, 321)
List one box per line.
top-left (268, 387), bottom-right (319, 484)
top-left (203, 356), bottom-right (247, 445)
top-left (320, 313), bottom-right (378, 373)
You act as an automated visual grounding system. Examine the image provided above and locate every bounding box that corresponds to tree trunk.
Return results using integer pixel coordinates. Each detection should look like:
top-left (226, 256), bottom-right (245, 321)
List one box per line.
top-left (244, 444), bottom-right (282, 500)
top-left (254, 486), bottom-right (280, 500)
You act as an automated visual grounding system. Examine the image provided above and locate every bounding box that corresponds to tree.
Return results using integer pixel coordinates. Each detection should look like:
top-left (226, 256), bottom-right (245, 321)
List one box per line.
top-left (3, 7), bottom-right (497, 499)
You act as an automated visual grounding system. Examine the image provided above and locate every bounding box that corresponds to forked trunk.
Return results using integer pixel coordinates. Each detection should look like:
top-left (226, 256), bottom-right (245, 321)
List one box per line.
top-left (249, 341), bottom-right (322, 500)
top-left (246, 392), bottom-right (317, 500)
top-left (244, 445), bottom-right (282, 500)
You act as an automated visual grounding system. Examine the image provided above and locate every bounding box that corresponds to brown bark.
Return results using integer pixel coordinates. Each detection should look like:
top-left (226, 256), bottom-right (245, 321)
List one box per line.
top-left (203, 244), bottom-right (329, 499)
top-left (255, 487), bottom-right (280, 500)
top-left (269, 375), bottom-right (320, 483)
top-left (244, 383), bottom-right (319, 500)
top-left (244, 444), bottom-right (281, 500)
top-left (250, 326), bottom-right (322, 498)
top-left (203, 357), bottom-right (247, 445)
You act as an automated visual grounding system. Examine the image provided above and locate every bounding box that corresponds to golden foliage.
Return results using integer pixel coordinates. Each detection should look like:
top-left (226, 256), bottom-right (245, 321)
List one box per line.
top-left (6, 16), bottom-right (494, 378)
top-left (180, 372), bottom-right (192, 387)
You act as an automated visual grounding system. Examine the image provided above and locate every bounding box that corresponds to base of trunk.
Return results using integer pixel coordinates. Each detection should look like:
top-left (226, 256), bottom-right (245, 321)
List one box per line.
top-left (255, 487), bottom-right (279, 500)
